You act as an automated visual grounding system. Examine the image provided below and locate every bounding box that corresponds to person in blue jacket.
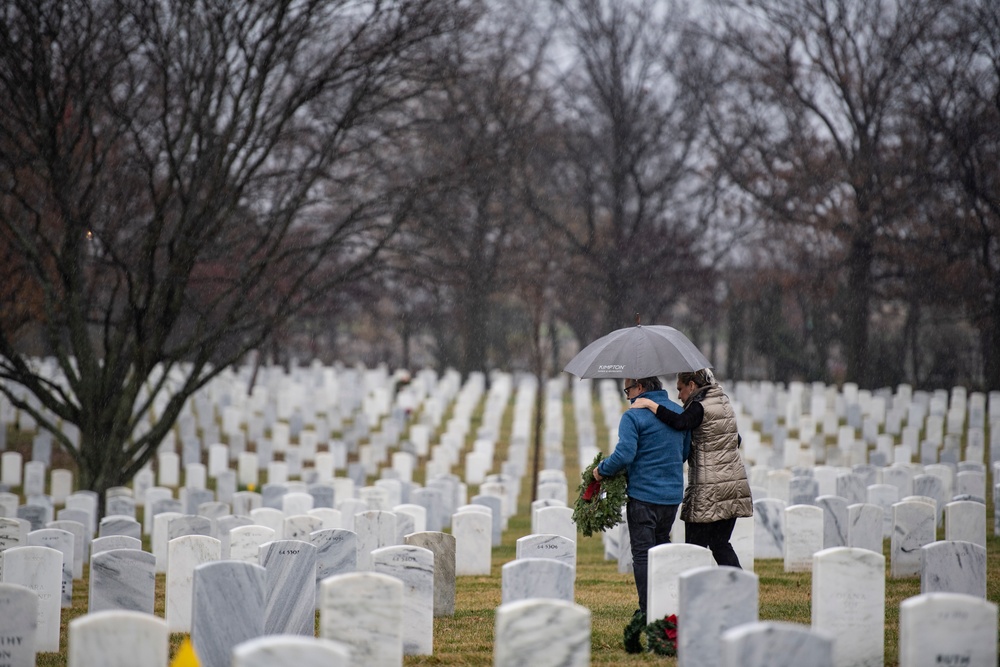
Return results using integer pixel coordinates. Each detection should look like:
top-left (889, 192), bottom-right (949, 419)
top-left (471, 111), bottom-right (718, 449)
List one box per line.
top-left (592, 375), bottom-right (690, 618)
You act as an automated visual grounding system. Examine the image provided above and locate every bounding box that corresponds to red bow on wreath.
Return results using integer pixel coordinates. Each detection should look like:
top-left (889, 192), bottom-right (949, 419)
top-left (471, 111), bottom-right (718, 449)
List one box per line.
top-left (581, 479), bottom-right (601, 502)
top-left (664, 614), bottom-right (678, 642)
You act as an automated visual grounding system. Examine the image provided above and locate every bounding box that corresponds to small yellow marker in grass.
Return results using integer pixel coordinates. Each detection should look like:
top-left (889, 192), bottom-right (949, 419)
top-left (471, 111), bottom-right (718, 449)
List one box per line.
top-left (170, 637), bottom-right (200, 667)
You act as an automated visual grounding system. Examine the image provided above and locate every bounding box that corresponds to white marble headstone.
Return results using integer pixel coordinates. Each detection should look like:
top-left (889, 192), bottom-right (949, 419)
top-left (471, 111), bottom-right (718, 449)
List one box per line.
top-left (249, 507), bottom-right (286, 538)
top-left (354, 510), bottom-right (397, 571)
top-left (283, 514), bottom-right (323, 541)
top-left (866, 484), bottom-right (899, 538)
top-left (231, 490), bottom-right (262, 516)
top-left (0, 545), bottom-right (62, 651)
top-left (534, 506), bottom-right (576, 543)
top-left (88, 549), bottom-right (156, 615)
top-left (835, 473), bottom-right (867, 505)
top-left (64, 493), bottom-right (97, 536)
top-left (784, 505), bottom-right (823, 572)
top-left (49, 469), bottom-right (74, 505)
top-left (720, 621), bottom-right (834, 667)
top-left (452, 510), bottom-right (491, 576)
top-left (307, 508), bottom-right (343, 531)
top-left (0, 582), bottom-right (38, 666)
top-left (319, 572), bottom-right (403, 667)
top-left (516, 533), bottom-right (576, 569)
top-left (0, 493), bottom-right (19, 521)
top-left (494, 599), bottom-right (590, 667)
top-left (165, 535), bottom-right (221, 632)
top-left (260, 539), bottom-right (317, 635)
top-left (501, 558), bottom-right (574, 604)
top-left (231, 635), bottom-right (351, 667)
top-left (943, 500), bottom-right (986, 547)
top-left (811, 547), bottom-right (885, 667)
top-left (168, 514), bottom-right (214, 541)
top-left (191, 560), bottom-right (266, 667)
top-left (753, 498), bottom-right (785, 559)
top-left (46, 519), bottom-right (86, 580)
top-left (98, 516), bottom-right (141, 540)
top-left (846, 503), bottom-right (883, 553)
top-left (215, 515), bottom-right (254, 558)
top-left (912, 475), bottom-right (946, 524)
top-left (405, 531), bottom-right (456, 617)
top-left (68, 610), bottom-right (168, 667)
top-left (27, 528), bottom-right (74, 607)
top-left (899, 592), bottom-right (997, 667)
top-left (617, 511), bottom-right (633, 574)
top-left (281, 492), bottom-right (315, 516)
top-left (890, 500), bottom-right (936, 578)
top-left (721, 512), bottom-right (749, 569)
top-left (647, 543), bottom-right (715, 620)
top-left (0, 452), bottom-right (22, 487)
top-left (881, 466), bottom-right (913, 499)
top-left (151, 512), bottom-right (183, 573)
top-left (372, 545), bottom-right (434, 655)
top-left (311, 528), bottom-right (357, 607)
top-left (920, 540), bottom-right (987, 598)
top-left (143, 488), bottom-right (176, 535)
top-left (816, 495), bottom-right (848, 549)
top-left (91, 534), bottom-right (142, 557)
top-left (469, 495), bottom-right (502, 546)
top-left (679, 566), bottom-right (758, 667)
top-left (229, 525), bottom-right (276, 564)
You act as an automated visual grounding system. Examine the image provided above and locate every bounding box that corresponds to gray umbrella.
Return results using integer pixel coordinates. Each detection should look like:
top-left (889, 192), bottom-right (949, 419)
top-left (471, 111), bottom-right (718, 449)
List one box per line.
top-left (563, 324), bottom-right (712, 379)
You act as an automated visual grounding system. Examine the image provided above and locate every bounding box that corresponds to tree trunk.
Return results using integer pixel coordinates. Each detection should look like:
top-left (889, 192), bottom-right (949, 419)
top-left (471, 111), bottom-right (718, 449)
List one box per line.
top-left (548, 312), bottom-right (560, 375)
top-left (461, 289), bottom-right (490, 377)
top-left (982, 284), bottom-right (1000, 389)
top-left (725, 301), bottom-right (746, 380)
top-left (77, 431), bottom-right (130, 518)
top-left (843, 232), bottom-right (874, 386)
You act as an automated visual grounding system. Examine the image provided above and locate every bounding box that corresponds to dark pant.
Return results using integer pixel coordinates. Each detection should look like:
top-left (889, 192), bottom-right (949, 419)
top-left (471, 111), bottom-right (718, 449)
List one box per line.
top-left (627, 498), bottom-right (678, 615)
top-left (685, 517), bottom-right (742, 568)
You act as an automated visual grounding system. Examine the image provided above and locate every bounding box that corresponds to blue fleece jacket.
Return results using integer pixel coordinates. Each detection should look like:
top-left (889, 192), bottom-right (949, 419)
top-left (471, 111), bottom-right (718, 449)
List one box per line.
top-left (597, 389), bottom-right (690, 505)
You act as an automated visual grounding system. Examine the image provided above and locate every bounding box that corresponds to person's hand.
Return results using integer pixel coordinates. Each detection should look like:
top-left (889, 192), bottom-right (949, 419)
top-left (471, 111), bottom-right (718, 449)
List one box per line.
top-left (592, 467), bottom-right (603, 482)
top-left (631, 397), bottom-right (658, 412)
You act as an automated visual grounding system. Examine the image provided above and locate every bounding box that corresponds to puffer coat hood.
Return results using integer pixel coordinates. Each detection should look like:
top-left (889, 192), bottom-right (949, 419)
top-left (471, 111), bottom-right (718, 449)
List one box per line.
top-left (680, 383), bottom-right (753, 523)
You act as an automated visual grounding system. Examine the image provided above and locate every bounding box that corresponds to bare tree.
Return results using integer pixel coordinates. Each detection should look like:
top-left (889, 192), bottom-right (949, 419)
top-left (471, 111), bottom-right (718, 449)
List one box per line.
top-left (706, 0), bottom-right (947, 386)
top-left (527, 0), bottom-right (714, 342)
top-left (385, 0), bottom-right (554, 376)
top-left (0, 0), bottom-right (473, 502)
top-left (908, 0), bottom-right (1000, 389)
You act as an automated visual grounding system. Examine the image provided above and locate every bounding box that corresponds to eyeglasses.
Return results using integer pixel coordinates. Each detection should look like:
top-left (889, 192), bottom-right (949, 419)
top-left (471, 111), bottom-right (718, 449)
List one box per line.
top-left (623, 383), bottom-right (638, 396)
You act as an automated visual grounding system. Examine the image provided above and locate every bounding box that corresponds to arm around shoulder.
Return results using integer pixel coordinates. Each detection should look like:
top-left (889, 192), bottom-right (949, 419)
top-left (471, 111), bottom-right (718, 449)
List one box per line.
top-left (654, 401), bottom-right (704, 431)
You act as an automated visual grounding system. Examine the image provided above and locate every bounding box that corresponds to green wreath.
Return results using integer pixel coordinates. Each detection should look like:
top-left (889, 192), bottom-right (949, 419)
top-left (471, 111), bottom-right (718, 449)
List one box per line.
top-left (623, 612), bottom-right (679, 655)
top-left (623, 610), bottom-right (646, 653)
top-left (645, 613), bottom-right (678, 656)
top-left (572, 451), bottom-right (628, 537)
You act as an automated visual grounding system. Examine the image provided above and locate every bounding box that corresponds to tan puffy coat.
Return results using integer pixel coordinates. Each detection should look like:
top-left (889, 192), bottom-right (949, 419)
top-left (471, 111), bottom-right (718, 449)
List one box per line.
top-left (680, 383), bottom-right (753, 523)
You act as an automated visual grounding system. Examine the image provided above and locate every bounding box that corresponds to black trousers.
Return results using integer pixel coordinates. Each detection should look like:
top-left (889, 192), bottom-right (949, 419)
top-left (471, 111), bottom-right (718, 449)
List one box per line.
top-left (685, 516), bottom-right (742, 568)
top-left (627, 498), bottom-right (678, 615)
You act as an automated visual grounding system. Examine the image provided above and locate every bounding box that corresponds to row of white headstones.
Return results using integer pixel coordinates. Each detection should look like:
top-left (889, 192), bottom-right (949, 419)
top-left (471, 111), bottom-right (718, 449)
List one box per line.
top-left (0, 368), bottom-right (995, 664)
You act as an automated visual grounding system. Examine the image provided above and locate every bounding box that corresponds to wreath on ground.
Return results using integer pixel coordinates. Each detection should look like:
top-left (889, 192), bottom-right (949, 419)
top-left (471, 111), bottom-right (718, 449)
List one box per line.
top-left (624, 612), bottom-right (679, 656)
top-left (645, 613), bottom-right (679, 656)
top-left (572, 451), bottom-right (628, 537)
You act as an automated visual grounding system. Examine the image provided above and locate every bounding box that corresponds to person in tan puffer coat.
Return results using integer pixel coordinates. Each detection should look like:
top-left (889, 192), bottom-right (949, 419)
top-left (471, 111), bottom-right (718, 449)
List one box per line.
top-left (632, 368), bottom-right (753, 567)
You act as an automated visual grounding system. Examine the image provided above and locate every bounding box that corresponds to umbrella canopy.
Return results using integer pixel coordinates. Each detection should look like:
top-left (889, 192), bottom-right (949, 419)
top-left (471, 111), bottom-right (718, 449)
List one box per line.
top-left (563, 324), bottom-right (712, 379)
